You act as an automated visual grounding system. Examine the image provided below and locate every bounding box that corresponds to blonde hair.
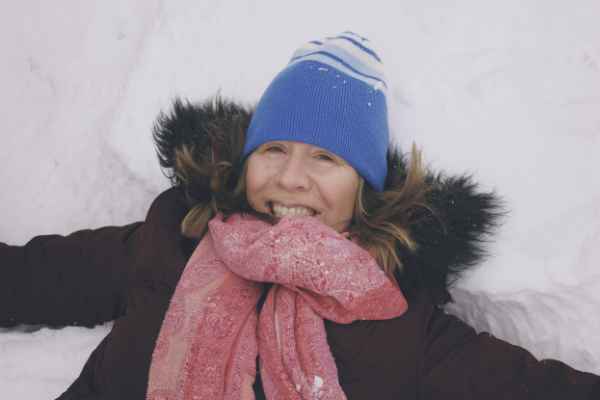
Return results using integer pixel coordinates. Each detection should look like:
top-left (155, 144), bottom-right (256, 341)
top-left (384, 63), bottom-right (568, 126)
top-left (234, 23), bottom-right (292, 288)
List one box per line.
top-left (348, 144), bottom-right (430, 281)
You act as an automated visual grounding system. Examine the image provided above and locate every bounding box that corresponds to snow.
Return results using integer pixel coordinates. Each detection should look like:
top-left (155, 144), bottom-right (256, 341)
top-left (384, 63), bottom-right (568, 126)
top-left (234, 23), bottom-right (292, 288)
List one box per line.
top-left (1, 0), bottom-right (599, 398)
top-left (312, 375), bottom-right (324, 397)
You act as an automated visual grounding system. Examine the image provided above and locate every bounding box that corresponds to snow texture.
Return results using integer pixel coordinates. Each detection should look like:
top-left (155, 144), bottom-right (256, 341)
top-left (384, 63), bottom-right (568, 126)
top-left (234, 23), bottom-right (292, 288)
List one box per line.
top-left (1, 0), bottom-right (599, 398)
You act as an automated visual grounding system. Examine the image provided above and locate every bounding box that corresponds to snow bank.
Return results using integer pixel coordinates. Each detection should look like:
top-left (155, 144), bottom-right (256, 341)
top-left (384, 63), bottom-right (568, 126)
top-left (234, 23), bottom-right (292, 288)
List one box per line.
top-left (1, 1), bottom-right (599, 398)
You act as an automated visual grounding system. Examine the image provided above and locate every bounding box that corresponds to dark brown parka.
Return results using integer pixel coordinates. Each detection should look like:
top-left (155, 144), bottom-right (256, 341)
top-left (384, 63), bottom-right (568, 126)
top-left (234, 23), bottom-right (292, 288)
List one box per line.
top-left (1, 99), bottom-right (599, 399)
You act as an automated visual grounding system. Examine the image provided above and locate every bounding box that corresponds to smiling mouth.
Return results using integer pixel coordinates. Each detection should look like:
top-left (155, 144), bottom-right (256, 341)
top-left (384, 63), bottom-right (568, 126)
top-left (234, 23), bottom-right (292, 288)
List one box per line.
top-left (268, 202), bottom-right (317, 217)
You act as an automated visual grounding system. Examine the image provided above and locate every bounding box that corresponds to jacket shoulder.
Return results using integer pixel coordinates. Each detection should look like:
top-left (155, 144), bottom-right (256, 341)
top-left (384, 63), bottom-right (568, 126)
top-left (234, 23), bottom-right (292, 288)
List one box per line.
top-left (145, 186), bottom-right (190, 219)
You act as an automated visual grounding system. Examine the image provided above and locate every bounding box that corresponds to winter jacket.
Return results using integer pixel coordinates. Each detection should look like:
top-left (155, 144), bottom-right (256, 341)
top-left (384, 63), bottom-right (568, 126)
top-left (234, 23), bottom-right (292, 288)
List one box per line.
top-left (1, 99), bottom-right (599, 399)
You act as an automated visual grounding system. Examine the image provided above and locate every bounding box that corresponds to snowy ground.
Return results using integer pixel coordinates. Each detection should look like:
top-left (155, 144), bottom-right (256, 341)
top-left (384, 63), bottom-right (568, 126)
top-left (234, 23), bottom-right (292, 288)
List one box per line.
top-left (1, 1), bottom-right (600, 398)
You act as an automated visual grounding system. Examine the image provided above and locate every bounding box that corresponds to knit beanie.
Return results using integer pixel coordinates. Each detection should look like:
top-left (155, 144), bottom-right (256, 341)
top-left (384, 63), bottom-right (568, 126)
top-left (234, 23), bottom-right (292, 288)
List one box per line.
top-left (243, 31), bottom-right (389, 191)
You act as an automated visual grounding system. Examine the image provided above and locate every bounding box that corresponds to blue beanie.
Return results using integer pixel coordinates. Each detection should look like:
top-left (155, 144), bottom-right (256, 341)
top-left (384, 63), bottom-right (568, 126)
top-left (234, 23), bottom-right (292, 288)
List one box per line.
top-left (243, 32), bottom-right (389, 191)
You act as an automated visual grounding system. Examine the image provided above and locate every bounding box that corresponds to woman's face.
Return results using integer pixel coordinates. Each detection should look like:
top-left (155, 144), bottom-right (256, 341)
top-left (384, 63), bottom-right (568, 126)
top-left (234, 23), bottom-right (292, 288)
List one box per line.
top-left (246, 141), bottom-right (360, 232)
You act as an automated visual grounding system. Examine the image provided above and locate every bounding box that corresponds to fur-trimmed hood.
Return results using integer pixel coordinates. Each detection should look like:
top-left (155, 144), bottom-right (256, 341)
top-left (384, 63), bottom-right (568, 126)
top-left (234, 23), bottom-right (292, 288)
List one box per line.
top-left (152, 98), bottom-right (504, 305)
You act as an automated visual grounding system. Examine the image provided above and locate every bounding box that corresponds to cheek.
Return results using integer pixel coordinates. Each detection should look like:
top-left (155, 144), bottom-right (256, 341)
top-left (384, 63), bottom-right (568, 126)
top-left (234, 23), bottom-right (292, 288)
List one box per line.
top-left (245, 158), bottom-right (267, 211)
top-left (321, 172), bottom-right (360, 224)
top-left (245, 175), bottom-right (259, 208)
top-left (338, 183), bottom-right (359, 216)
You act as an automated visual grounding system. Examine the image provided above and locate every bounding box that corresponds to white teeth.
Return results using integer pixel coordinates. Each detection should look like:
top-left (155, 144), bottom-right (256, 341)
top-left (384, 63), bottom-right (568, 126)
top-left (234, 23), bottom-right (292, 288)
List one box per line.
top-left (272, 203), bottom-right (315, 217)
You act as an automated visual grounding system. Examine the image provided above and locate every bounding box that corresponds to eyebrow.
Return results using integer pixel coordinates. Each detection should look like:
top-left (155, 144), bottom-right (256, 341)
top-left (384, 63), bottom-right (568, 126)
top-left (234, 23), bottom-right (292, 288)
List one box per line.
top-left (258, 142), bottom-right (348, 164)
top-left (316, 149), bottom-right (348, 165)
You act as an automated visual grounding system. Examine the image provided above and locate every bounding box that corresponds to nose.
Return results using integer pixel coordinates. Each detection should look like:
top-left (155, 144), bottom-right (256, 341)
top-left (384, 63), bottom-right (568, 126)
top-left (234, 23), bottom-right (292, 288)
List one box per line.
top-left (276, 153), bottom-right (312, 191)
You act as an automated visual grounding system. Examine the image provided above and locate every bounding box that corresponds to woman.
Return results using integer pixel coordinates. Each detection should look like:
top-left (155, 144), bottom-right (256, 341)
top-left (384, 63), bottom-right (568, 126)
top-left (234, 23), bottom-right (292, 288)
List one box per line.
top-left (1, 32), bottom-right (598, 399)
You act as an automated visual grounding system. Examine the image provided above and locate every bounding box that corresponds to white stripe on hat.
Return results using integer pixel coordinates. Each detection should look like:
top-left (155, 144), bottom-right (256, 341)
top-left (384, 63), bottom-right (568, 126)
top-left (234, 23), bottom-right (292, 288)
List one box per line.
top-left (325, 38), bottom-right (383, 72)
top-left (292, 36), bottom-right (383, 74)
top-left (289, 34), bottom-right (387, 89)
top-left (287, 52), bottom-right (387, 91)
top-left (330, 32), bottom-right (381, 62)
top-left (290, 47), bottom-right (386, 87)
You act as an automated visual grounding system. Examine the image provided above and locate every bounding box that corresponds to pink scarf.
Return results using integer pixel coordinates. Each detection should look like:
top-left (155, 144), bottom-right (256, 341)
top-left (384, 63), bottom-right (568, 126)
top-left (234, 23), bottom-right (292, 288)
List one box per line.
top-left (146, 214), bottom-right (407, 400)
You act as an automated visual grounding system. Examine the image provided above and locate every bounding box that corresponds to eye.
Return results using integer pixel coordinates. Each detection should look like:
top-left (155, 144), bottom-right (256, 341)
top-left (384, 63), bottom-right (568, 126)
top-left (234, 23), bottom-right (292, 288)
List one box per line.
top-left (315, 152), bottom-right (336, 162)
top-left (263, 144), bottom-right (285, 153)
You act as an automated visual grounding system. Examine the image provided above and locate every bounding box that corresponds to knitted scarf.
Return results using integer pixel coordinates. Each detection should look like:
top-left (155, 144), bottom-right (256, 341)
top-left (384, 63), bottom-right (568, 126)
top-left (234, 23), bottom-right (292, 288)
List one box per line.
top-left (146, 213), bottom-right (408, 400)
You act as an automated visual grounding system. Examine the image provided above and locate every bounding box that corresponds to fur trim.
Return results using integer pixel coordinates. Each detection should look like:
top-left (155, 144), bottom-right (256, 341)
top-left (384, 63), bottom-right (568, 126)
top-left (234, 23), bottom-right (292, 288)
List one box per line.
top-left (153, 98), bottom-right (504, 304)
top-left (153, 97), bottom-right (252, 205)
top-left (403, 174), bottom-right (504, 303)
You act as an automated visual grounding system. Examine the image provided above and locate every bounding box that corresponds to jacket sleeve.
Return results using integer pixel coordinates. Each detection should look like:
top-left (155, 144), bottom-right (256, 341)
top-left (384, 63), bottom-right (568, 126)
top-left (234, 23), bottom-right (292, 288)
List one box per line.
top-left (0, 221), bottom-right (144, 328)
top-left (420, 303), bottom-right (600, 399)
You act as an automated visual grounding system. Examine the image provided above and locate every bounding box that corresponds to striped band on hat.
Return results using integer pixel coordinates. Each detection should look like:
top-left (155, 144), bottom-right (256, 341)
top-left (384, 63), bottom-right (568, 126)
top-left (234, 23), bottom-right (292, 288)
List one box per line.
top-left (289, 32), bottom-right (387, 91)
